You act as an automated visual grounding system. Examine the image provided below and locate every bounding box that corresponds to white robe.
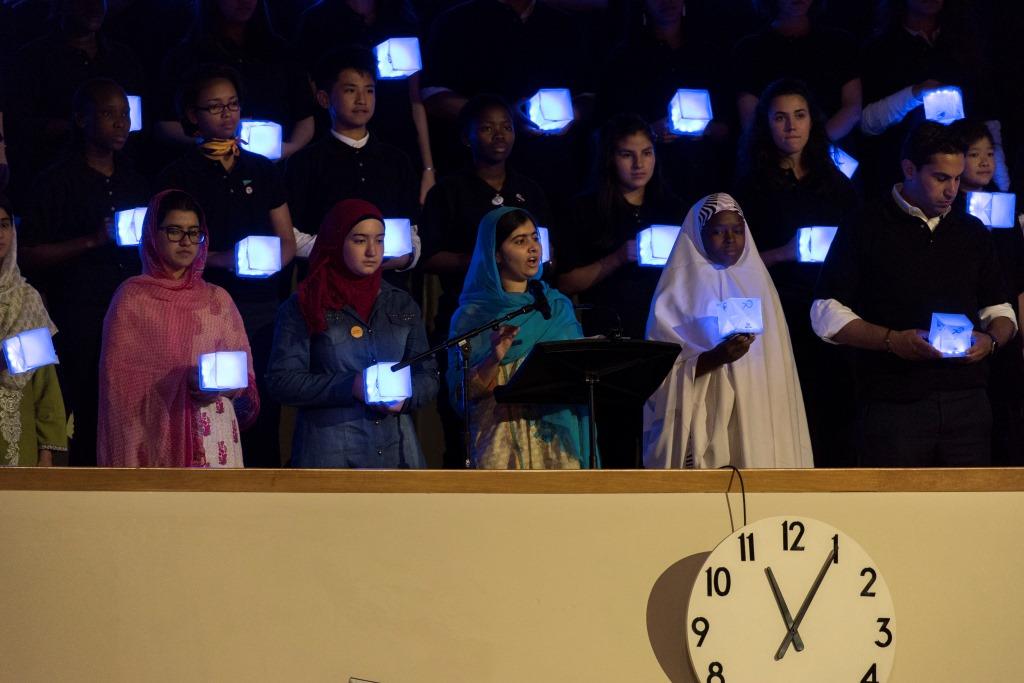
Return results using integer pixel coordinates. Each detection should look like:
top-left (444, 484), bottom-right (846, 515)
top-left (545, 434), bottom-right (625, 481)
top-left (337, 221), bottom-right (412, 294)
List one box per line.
top-left (642, 193), bottom-right (813, 469)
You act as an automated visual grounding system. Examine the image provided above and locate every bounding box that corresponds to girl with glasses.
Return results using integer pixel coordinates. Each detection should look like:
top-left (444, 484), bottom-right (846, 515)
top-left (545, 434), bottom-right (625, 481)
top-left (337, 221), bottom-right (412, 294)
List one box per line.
top-left (98, 190), bottom-right (259, 467)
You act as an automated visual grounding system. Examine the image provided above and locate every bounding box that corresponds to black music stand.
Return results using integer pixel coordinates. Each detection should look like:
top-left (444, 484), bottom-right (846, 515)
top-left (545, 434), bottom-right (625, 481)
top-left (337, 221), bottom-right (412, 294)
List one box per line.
top-left (493, 339), bottom-right (680, 469)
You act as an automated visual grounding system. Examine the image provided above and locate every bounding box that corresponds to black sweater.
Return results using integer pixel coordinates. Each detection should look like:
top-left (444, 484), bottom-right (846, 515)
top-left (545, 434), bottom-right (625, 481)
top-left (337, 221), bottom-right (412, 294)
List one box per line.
top-left (815, 194), bottom-right (1010, 401)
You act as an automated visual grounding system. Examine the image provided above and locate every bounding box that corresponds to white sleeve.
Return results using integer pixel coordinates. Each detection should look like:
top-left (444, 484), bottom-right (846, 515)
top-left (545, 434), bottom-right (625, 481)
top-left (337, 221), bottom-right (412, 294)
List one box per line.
top-left (810, 298), bottom-right (862, 343)
top-left (293, 227), bottom-right (316, 259)
top-left (861, 85), bottom-right (922, 136)
top-left (397, 224), bottom-right (422, 272)
top-left (979, 303), bottom-right (1017, 332)
top-left (985, 120), bottom-right (1012, 192)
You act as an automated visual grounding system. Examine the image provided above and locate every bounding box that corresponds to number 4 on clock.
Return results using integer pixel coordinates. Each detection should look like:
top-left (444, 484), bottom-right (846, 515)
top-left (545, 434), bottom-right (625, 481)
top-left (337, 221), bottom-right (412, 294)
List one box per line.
top-left (861, 663), bottom-right (878, 682)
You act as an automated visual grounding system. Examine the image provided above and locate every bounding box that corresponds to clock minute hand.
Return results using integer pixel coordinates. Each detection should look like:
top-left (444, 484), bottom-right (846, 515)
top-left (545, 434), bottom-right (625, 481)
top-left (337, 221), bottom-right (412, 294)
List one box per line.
top-left (774, 547), bottom-right (836, 661)
top-left (764, 567), bottom-right (805, 653)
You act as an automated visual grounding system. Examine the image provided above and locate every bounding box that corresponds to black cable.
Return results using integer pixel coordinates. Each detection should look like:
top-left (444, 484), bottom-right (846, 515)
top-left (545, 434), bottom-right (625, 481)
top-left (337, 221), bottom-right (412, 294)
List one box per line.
top-left (720, 465), bottom-right (747, 532)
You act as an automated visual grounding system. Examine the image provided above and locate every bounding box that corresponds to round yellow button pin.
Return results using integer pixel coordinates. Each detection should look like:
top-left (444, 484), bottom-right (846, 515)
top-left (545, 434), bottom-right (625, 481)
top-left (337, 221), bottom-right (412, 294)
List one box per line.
top-left (351, 325), bottom-right (364, 339)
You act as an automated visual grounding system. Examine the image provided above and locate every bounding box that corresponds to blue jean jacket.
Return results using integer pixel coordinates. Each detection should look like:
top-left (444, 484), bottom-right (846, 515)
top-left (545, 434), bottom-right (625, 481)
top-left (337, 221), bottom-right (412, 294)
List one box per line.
top-left (266, 284), bottom-right (438, 468)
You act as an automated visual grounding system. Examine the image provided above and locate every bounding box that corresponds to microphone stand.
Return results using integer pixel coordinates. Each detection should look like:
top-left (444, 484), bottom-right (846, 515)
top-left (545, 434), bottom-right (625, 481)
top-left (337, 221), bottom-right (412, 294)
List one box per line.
top-left (391, 302), bottom-right (542, 469)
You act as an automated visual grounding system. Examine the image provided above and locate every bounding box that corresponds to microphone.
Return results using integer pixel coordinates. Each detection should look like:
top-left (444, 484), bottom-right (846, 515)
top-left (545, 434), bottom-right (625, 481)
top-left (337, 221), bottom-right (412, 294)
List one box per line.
top-left (527, 279), bottom-right (552, 320)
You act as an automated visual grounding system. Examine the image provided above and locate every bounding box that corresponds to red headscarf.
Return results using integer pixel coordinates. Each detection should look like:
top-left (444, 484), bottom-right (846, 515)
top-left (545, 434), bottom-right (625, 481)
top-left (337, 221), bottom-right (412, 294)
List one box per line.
top-left (298, 198), bottom-right (384, 334)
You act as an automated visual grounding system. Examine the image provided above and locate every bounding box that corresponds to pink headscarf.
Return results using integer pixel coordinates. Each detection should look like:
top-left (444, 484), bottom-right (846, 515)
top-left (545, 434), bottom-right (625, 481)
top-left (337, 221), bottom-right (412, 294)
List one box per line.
top-left (97, 190), bottom-right (259, 467)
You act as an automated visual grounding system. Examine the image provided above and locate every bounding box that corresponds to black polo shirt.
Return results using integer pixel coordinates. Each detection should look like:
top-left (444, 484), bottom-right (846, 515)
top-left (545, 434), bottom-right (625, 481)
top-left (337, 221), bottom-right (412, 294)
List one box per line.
top-left (815, 194), bottom-right (1010, 402)
top-left (19, 153), bottom-right (150, 313)
top-left (420, 165), bottom-right (551, 319)
top-left (732, 24), bottom-right (859, 116)
top-left (285, 134), bottom-right (418, 234)
top-left (423, 0), bottom-right (590, 103)
top-left (158, 147), bottom-right (288, 303)
top-left (559, 190), bottom-right (684, 339)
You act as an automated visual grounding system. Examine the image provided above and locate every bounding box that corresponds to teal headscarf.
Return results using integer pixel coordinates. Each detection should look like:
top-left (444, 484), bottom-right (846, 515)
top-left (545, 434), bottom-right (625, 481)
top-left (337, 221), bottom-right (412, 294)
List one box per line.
top-left (446, 206), bottom-right (592, 467)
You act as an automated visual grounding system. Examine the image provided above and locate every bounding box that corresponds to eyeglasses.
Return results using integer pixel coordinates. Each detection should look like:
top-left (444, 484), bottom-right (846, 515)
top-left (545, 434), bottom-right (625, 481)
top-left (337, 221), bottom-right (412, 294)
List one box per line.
top-left (195, 101), bottom-right (241, 116)
top-left (158, 226), bottom-right (207, 244)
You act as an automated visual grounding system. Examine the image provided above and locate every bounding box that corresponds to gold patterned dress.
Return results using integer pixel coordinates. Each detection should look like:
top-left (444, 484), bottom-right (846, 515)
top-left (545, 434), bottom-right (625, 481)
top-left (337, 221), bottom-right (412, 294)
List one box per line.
top-left (467, 357), bottom-right (581, 470)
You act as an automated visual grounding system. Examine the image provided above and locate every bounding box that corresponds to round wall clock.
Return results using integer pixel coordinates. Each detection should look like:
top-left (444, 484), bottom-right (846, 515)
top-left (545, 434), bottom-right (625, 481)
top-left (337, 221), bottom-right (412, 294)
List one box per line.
top-left (686, 516), bottom-right (895, 682)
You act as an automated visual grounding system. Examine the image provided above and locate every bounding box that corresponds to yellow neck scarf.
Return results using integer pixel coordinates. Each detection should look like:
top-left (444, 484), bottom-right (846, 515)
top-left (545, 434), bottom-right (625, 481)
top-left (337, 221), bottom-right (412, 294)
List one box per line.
top-left (199, 138), bottom-right (241, 161)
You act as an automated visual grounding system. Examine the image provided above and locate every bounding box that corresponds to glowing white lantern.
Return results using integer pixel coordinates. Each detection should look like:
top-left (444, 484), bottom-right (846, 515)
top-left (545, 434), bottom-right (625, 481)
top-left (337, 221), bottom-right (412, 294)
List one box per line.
top-left (830, 145), bottom-right (859, 179)
top-left (383, 218), bottom-right (414, 258)
top-left (967, 191), bottom-right (1017, 229)
top-left (127, 95), bottom-right (143, 132)
top-left (235, 236), bottom-right (282, 278)
top-left (198, 351), bottom-right (249, 391)
top-left (2, 328), bottom-right (58, 375)
top-left (364, 362), bottom-right (412, 403)
top-left (928, 312), bottom-right (973, 357)
top-left (239, 119), bottom-right (283, 160)
top-left (374, 37), bottom-right (422, 79)
top-left (667, 89), bottom-right (713, 136)
top-left (525, 88), bottom-right (574, 134)
top-left (923, 87), bottom-right (965, 125)
top-left (114, 207), bottom-right (147, 247)
top-left (715, 298), bottom-right (764, 337)
top-left (797, 226), bottom-right (839, 263)
top-left (536, 226), bottom-right (552, 263)
top-left (637, 225), bottom-right (681, 267)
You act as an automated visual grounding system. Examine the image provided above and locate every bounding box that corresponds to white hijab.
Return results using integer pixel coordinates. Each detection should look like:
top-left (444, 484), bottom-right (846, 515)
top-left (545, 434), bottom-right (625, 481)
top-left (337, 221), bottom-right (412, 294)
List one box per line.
top-left (642, 193), bottom-right (812, 469)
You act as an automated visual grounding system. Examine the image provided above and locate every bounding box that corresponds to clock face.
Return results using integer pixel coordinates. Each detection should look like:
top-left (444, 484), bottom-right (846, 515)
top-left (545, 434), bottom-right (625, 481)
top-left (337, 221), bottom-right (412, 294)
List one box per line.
top-left (686, 516), bottom-right (895, 682)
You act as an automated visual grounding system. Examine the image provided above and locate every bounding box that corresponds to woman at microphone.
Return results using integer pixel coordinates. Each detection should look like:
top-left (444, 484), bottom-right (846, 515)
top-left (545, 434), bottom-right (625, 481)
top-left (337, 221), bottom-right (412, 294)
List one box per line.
top-left (447, 207), bottom-right (593, 469)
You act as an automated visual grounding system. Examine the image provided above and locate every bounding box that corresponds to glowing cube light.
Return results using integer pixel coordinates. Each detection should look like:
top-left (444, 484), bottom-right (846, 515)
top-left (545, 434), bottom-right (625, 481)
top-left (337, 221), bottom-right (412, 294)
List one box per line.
top-left (114, 207), bottom-right (147, 247)
top-left (967, 192), bottom-right (1017, 229)
top-left (668, 89), bottom-right (713, 136)
top-left (830, 145), bottom-right (859, 179)
top-left (525, 88), bottom-right (574, 134)
top-left (637, 225), bottom-right (681, 267)
top-left (127, 95), bottom-right (143, 132)
top-left (235, 236), bottom-right (282, 278)
top-left (198, 351), bottom-right (248, 391)
top-left (2, 328), bottom-right (58, 375)
top-left (536, 226), bottom-right (552, 264)
top-left (365, 362), bottom-right (412, 403)
top-left (797, 226), bottom-right (839, 263)
top-left (383, 218), bottom-right (413, 258)
top-left (923, 87), bottom-right (965, 125)
top-left (716, 298), bottom-right (764, 337)
top-left (928, 312), bottom-right (973, 357)
top-left (239, 120), bottom-right (283, 160)
top-left (374, 37), bottom-right (422, 79)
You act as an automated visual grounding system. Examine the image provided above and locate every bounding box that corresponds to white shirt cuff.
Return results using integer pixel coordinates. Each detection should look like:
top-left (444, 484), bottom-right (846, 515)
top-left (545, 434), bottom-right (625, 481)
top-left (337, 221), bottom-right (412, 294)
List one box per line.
top-left (811, 298), bottom-right (862, 343)
top-left (980, 303), bottom-right (1017, 332)
top-left (293, 228), bottom-right (316, 258)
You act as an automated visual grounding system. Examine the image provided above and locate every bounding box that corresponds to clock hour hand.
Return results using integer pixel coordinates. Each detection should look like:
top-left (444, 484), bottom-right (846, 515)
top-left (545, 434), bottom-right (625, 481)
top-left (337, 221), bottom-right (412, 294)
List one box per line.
top-left (775, 547), bottom-right (836, 661)
top-left (764, 567), bottom-right (805, 653)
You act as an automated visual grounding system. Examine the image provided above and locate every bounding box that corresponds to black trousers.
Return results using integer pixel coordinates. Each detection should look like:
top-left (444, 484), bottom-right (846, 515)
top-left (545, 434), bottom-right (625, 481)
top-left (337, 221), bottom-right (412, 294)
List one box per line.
top-left (856, 389), bottom-right (992, 467)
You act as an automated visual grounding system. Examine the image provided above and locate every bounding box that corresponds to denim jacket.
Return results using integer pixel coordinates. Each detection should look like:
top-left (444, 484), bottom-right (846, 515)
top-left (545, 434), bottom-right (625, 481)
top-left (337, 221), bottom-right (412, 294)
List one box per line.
top-left (266, 283), bottom-right (438, 467)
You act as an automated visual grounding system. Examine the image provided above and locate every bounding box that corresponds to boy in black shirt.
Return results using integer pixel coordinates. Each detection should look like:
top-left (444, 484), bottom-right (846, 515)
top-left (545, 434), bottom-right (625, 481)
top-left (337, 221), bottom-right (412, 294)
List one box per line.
top-left (19, 78), bottom-right (151, 466)
top-left (285, 47), bottom-right (419, 282)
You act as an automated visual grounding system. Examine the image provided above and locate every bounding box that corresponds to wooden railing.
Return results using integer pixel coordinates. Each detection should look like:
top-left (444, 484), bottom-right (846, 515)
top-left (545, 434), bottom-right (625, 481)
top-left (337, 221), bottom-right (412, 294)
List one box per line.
top-left (2, 467), bottom-right (1022, 492)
